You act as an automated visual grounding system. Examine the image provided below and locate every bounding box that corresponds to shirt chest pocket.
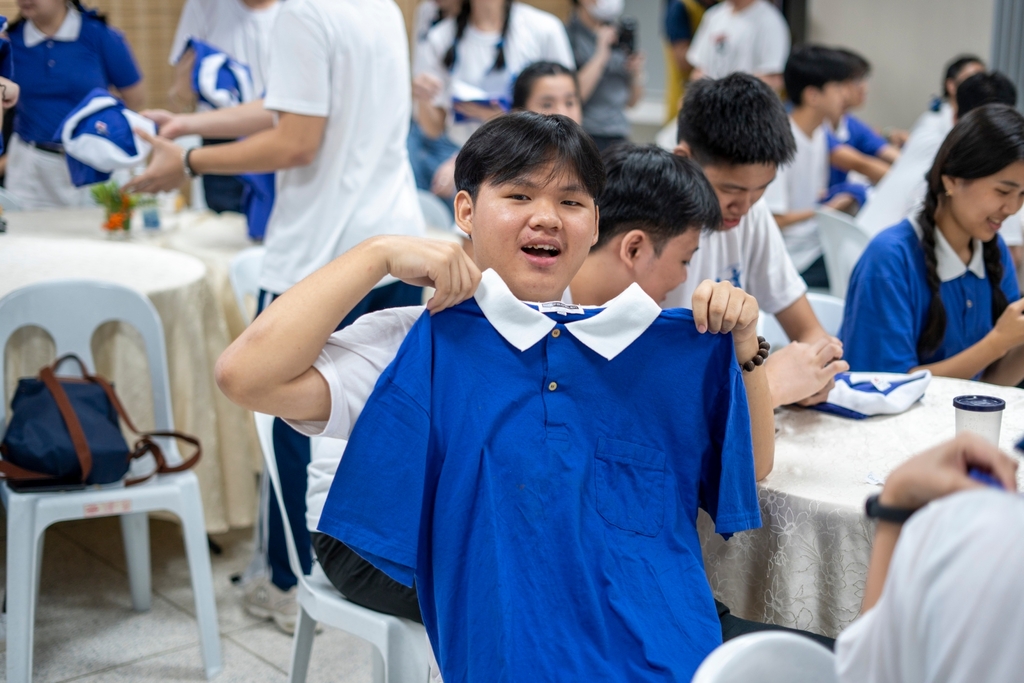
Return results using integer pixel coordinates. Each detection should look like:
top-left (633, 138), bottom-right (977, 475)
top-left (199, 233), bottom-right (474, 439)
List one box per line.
top-left (594, 437), bottom-right (666, 537)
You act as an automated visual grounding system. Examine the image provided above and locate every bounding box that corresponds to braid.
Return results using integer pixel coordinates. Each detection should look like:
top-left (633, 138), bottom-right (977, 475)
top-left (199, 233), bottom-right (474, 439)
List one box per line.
top-left (491, 0), bottom-right (513, 72)
top-left (443, 1), bottom-right (472, 71)
top-left (982, 238), bottom-right (1009, 325)
top-left (916, 190), bottom-right (949, 360)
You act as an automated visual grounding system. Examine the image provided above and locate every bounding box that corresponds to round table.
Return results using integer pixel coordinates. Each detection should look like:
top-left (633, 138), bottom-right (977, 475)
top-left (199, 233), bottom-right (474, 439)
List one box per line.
top-left (2, 209), bottom-right (260, 533)
top-left (700, 376), bottom-right (1024, 638)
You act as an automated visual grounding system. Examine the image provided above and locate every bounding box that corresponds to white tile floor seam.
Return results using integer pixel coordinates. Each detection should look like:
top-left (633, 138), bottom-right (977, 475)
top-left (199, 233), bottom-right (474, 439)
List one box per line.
top-left (0, 512), bottom-right (376, 682)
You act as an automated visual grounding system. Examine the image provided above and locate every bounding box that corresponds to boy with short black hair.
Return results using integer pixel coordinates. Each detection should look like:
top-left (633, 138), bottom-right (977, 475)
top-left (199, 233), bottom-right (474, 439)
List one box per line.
top-left (765, 44), bottom-right (858, 289)
top-left (667, 72), bottom-right (850, 408)
top-left (217, 112), bottom-right (771, 680)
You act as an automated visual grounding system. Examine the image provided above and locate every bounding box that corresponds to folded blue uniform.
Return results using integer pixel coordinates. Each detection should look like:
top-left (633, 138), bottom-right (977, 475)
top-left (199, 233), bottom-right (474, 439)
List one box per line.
top-left (188, 38), bottom-right (256, 109)
top-left (238, 172), bottom-right (275, 241)
top-left (319, 270), bottom-right (761, 682)
top-left (813, 370), bottom-right (932, 420)
top-left (56, 88), bottom-right (156, 187)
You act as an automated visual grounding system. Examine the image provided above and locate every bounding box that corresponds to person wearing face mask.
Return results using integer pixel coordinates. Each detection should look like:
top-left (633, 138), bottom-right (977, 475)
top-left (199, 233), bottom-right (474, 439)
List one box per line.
top-left (566, 0), bottom-right (645, 152)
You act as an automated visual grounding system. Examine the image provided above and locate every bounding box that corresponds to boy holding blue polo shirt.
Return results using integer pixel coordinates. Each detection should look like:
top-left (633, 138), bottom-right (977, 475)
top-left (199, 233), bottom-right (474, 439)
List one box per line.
top-left (217, 112), bottom-right (769, 680)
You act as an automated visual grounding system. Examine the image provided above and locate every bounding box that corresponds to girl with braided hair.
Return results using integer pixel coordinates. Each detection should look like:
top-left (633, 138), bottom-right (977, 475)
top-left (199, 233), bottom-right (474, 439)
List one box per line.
top-left (840, 104), bottom-right (1024, 384)
top-left (412, 0), bottom-right (574, 201)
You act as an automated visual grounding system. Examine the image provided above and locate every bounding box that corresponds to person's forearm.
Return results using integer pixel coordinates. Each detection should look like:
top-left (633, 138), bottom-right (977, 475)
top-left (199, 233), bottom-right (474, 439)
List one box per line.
top-left (189, 124), bottom-right (312, 175)
top-left (774, 297), bottom-right (829, 345)
top-left (739, 336), bottom-right (775, 480)
top-left (773, 210), bottom-right (815, 229)
top-left (877, 144), bottom-right (900, 164)
top-left (216, 238), bottom-right (390, 417)
top-left (981, 342), bottom-right (1024, 386)
top-left (577, 49), bottom-right (612, 102)
top-left (671, 41), bottom-right (691, 76)
top-left (830, 145), bottom-right (890, 184)
top-left (179, 100), bottom-right (276, 139)
top-left (914, 333), bottom-right (1006, 381)
top-left (416, 102), bottom-right (447, 139)
top-left (862, 520), bottom-right (900, 611)
top-left (627, 76), bottom-right (644, 108)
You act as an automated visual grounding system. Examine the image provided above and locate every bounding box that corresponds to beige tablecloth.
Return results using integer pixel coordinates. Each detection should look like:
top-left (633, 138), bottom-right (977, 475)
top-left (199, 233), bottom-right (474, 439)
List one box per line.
top-left (701, 376), bottom-right (1024, 638)
top-left (2, 209), bottom-right (260, 533)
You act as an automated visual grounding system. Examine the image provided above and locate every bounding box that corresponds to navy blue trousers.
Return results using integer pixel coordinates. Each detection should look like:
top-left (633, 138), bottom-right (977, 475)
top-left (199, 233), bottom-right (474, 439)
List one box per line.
top-left (256, 280), bottom-right (423, 590)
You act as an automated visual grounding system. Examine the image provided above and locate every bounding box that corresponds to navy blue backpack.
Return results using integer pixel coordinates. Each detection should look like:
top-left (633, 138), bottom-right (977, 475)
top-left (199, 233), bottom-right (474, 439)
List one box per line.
top-left (0, 354), bottom-right (200, 487)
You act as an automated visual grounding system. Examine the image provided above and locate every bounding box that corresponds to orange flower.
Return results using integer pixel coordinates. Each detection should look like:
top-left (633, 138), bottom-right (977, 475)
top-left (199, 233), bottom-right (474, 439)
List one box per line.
top-left (104, 211), bottom-right (126, 230)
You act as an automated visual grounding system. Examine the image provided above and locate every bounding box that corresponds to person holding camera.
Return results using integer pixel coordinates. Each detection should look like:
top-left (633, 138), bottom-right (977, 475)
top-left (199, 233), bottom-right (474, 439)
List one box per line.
top-left (567, 0), bottom-right (645, 152)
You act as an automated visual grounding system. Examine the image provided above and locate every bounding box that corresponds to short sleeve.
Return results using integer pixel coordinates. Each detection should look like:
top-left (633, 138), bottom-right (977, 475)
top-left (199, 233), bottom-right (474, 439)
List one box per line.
top-left (742, 203), bottom-right (808, 314)
top-left (686, 15), bottom-right (712, 70)
top-left (664, 1), bottom-right (692, 44)
top-left (699, 347), bottom-right (760, 535)
top-left (315, 316), bottom-right (435, 588)
top-left (99, 25), bottom-right (142, 90)
top-left (998, 236), bottom-right (1021, 301)
top-left (847, 116), bottom-right (888, 157)
top-left (826, 128), bottom-right (842, 152)
top-left (750, 8), bottom-right (790, 75)
top-left (168, 0), bottom-right (203, 65)
top-left (839, 244), bottom-right (921, 373)
top-left (263, 4), bottom-right (331, 117)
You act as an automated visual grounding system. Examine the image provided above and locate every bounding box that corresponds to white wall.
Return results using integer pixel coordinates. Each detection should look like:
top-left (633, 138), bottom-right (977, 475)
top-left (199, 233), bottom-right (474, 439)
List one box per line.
top-left (808, 0), bottom-right (995, 130)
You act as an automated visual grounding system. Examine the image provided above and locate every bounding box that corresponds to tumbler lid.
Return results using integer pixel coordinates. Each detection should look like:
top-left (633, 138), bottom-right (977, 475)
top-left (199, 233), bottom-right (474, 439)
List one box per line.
top-left (953, 395), bottom-right (1006, 412)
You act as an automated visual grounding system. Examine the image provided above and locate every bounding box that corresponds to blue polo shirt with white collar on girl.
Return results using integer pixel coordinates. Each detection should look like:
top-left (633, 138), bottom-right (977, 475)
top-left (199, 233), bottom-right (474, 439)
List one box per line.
top-left (11, 7), bottom-right (141, 145)
top-left (318, 269), bottom-right (761, 683)
top-left (840, 218), bottom-right (1020, 375)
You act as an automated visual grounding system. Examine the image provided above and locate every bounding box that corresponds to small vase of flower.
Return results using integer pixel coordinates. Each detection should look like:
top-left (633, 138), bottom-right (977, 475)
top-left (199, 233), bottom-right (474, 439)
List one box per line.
top-left (91, 181), bottom-right (138, 238)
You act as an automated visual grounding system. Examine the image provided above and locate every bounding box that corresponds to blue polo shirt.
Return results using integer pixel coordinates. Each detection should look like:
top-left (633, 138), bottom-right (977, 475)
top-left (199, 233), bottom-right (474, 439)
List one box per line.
top-left (318, 271), bottom-right (761, 682)
top-left (11, 11), bottom-right (141, 144)
top-left (827, 114), bottom-right (888, 187)
top-left (840, 219), bottom-right (1020, 374)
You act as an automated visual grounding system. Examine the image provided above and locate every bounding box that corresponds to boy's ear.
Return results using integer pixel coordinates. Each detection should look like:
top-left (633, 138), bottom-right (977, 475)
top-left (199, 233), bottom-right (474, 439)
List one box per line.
top-left (592, 204), bottom-right (600, 246)
top-left (618, 229), bottom-right (648, 268)
top-left (673, 141), bottom-right (692, 159)
top-left (454, 190), bottom-right (474, 237)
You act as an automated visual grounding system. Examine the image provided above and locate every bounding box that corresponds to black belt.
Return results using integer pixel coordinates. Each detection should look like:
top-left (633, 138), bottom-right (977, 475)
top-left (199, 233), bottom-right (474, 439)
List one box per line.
top-left (27, 140), bottom-right (64, 155)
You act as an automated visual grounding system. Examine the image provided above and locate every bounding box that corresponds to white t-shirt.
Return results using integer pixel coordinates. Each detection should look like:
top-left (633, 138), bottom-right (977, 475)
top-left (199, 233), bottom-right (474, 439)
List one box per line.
top-left (414, 2), bottom-right (574, 145)
top-left (686, 0), bottom-right (790, 80)
top-left (414, 0), bottom-right (441, 43)
top-left (662, 199), bottom-right (808, 315)
top-left (835, 489), bottom-right (1024, 683)
top-left (259, 0), bottom-right (425, 294)
top-left (765, 119), bottom-right (830, 273)
top-left (857, 103), bottom-right (954, 236)
top-left (294, 306), bottom-right (424, 530)
top-left (168, 0), bottom-right (280, 96)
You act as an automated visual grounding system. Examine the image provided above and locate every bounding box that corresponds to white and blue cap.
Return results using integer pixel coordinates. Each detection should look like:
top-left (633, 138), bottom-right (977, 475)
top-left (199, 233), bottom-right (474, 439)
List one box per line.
top-left (189, 38), bottom-right (256, 109)
top-left (56, 88), bottom-right (156, 187)
top-left (812, 370), bottom-right (932, 420)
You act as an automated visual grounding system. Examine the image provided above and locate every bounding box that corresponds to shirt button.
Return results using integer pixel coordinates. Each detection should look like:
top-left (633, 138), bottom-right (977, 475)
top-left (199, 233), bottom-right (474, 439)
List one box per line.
top-left (46, 40), bottom-right (54, 48)
top-left (967, 299), bottom-right (973, 308)
top-left (48, 59), bottom-right (56, 67)
top-left (551, 329), bottom-right (560, 338)
top-left (548, 381), bottom-right (558, 391)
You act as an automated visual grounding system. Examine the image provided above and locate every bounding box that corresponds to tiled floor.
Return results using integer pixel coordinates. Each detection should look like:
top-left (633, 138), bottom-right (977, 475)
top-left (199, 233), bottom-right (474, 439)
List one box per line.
top-left (0, 512), bottom-right (376, 682)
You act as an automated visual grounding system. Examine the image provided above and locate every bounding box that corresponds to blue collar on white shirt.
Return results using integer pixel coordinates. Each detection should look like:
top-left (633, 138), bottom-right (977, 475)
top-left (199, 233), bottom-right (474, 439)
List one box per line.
top-left (909, 216), bottom-right (986, 282)
top-left (473, 269), bottom-right (662, 361)
top-left (24, 6), bottom-right (82, 48)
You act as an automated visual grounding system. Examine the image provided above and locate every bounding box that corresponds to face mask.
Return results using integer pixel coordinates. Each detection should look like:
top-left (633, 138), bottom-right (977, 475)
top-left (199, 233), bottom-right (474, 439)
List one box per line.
top-left (588, 0), bottom-right (624, 24)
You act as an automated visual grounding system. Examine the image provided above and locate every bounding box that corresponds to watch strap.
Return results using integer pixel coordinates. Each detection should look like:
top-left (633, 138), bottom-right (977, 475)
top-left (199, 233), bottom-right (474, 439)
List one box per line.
top-left (865, 493), bottom-right (916, 524)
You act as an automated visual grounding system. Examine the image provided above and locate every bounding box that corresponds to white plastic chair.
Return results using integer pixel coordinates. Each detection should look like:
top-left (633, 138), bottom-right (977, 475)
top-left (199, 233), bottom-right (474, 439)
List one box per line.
top-left (757, 293), bottom-right (846, 351)
top-left (692, 631), bottom-right (837, 683)
top-left (229, 246), bottom-right (266, 324)
top-left (0, 281), bottom-right (222, 682)
top-left (817, 207), bottom-right (870, 300)
top-left (253, 413), bottom-right (430, 683)
top-left (418, 190), bottom-right (454, 232)
top-left (0, 186), bottom-right (23, 212)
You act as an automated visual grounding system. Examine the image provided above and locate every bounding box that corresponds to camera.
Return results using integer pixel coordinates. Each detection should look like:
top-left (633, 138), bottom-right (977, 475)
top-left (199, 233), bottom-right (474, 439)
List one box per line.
top-left (616, 17), bottom-right (637, 55)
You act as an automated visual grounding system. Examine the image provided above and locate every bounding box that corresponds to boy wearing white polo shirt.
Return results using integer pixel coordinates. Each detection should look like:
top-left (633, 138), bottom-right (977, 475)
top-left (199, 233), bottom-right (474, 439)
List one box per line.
top-left (664, 73), bottom-right (849, 408)
top-left (128, 0), bottom-right (424, 632)
top-left (765, 45), bottom-right (856, 290)
top-left (686, 0), bottom-right (790, 92)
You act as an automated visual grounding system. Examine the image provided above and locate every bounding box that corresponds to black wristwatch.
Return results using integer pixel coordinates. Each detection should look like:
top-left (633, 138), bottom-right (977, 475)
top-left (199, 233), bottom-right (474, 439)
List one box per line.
top-left (864, 494), bottom-right (916, 524)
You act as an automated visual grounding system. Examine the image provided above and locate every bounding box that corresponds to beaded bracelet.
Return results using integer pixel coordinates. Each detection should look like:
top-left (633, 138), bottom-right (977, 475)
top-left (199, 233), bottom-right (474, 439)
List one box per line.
top-left (741, 336), bottom-right (771, 373)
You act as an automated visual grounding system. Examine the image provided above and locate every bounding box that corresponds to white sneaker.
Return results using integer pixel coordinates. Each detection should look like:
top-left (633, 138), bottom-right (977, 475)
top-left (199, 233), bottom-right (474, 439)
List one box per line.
top-left (243, 575), bottom-right (298, 634)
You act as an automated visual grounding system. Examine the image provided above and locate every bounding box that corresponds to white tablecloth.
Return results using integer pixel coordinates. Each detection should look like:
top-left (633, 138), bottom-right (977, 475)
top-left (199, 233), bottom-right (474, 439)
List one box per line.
top-left (2, 209), bottom-right (260, 533)
top-left (701, 376), bottom-right (1024, 638)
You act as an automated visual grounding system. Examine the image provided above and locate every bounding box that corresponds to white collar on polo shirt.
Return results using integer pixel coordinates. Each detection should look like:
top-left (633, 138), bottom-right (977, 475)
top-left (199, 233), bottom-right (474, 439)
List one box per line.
top-left (909, 216), bottom-right (986, 282)
top-left (473, 268), bottom-right (662, 361)
top-left (24, 6), bottom-right (82, 48)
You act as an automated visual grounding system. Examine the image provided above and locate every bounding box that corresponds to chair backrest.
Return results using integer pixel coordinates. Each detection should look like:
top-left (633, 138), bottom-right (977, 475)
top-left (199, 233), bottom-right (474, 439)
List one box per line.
top-left (692, 632), bottom-right (837, 683)
top-left (757, 312), bottom-right (789, 352)
top-left (229, 246), bottom-right (266, 324)
top-left (0, 280), bottom-right (178, 460)
top-left (0, 186), bottom-right (23, 212)
top-left (418, 190), bottom-right (454, 232)
top-left (254, 412), bottom-right (307, 581)
top-left (816, 207), bottom-right (870, 300)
